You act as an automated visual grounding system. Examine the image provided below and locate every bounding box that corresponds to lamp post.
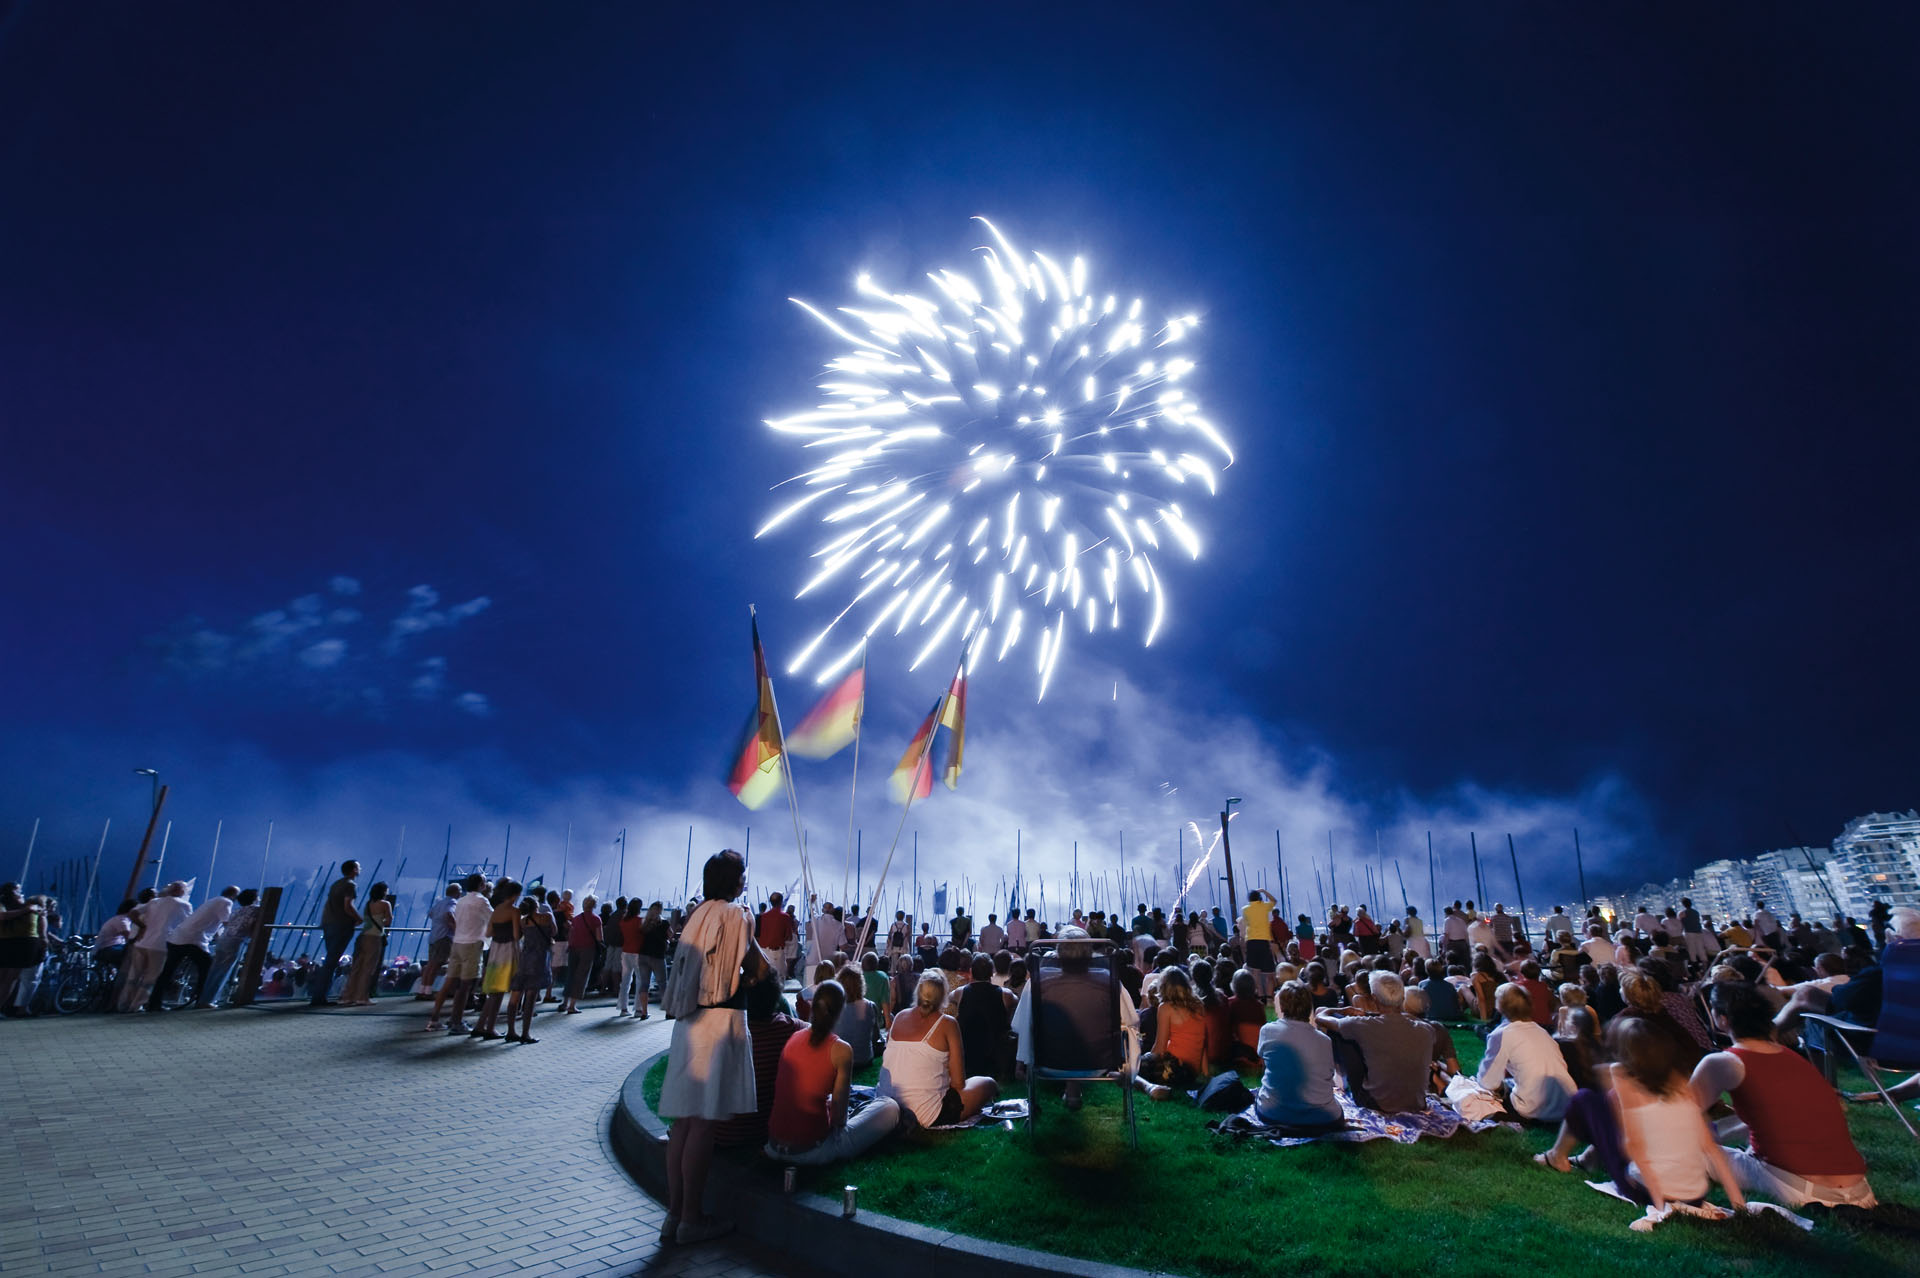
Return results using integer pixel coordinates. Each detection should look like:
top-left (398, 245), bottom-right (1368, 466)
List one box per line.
top-left (122, 769), bottom-right (170, 903)
top-left (1220, 796), bottom-right (1242, 925)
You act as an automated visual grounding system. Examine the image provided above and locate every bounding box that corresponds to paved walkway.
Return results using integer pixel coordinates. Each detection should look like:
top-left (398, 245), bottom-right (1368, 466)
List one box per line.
top-left (0, 997), bottom-right (804, 1278)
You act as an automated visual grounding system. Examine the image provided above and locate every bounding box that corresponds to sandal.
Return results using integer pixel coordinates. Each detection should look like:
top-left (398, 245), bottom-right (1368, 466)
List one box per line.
top-left (1534, 1151), bottom-right (1573, 1173)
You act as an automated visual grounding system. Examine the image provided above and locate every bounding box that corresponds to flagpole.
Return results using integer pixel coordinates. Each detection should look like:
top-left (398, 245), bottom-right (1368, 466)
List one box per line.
top-left (851, 639), bottom-right (969, 956)
top-left (841, 644), bottom-right (866, 906)
top-left (18, 817), bottom-right (38, 884)
top-left (80, 819), bottom-right (110, 934)
top-left (752, 607), bottom-right (819, 919)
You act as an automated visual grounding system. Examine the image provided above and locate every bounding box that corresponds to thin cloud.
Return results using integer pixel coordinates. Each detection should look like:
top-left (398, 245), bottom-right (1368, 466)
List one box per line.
top-left (153, 579), bottom-right (495, 719)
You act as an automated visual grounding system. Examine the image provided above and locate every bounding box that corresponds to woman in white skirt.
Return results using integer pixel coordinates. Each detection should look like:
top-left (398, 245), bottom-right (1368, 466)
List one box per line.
top-left (658, 848), bottom-right (769, 1247)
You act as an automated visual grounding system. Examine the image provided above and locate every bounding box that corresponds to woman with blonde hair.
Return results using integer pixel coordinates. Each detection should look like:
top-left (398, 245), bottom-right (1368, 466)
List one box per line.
top-left (876, 969), bottom-right (998, 1127)
top-left (1137, 966), bottom-right (1209, 1101)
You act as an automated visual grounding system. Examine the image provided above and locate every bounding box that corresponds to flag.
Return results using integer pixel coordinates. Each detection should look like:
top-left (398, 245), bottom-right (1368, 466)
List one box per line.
top-left (889, 699), bottom-right (940, 804)
top-left (938, 666), bottom-right (966, 790)
top-left (786, 665), bottom-right (865, 759)
top-left (726, 616), bottom-right (786, 810)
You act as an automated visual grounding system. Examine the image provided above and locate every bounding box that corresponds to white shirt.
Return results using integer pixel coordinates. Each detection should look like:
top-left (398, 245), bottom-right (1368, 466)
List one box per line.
top-left (1442, 913), bottom-right (1469, 941)
top-left (978, 924), bottom-right (1005, 953)
top-left (1477, 1018), bottom-right (1575, 1120)
top-left (1752, 908), bottom-right (1778, 937)
top-left (1007, 918), bottom-right (1028, 947)
top-left (135, 897), bottom-right (192, 951)
top-left (451, 893), bottom-right (493, 945)
top-left (1581, 937), bottom-right (1616, 967)
top-left (1544, 913), bottom-right (1572, 941)
top-left (1633, 911), bottom-right (1661, 935)
top-left (170, 896), bottom-right (234, 950)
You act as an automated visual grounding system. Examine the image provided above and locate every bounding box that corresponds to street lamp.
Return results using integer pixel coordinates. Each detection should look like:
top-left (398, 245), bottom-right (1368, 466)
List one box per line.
top-left (122, 769), bottom-right (171, 903)
top-left (134, 768), bottom-right (160, 816)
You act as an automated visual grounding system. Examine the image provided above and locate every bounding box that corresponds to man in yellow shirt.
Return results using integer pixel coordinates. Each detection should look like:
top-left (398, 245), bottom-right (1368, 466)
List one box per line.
top-left (1241, 889), bottom-right (1278, 998)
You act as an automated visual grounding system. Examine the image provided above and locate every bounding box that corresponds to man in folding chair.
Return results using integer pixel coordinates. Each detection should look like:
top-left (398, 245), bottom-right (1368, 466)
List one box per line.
top-left (1014, 926), bottom-right (1141, 1148)
top-left (1800, 907), bottom-right (1920, 1138)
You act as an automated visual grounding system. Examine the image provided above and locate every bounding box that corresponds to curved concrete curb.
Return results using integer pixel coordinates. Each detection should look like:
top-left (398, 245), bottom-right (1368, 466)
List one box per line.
top-left (611, 1050), bottom-right (1171, 1278)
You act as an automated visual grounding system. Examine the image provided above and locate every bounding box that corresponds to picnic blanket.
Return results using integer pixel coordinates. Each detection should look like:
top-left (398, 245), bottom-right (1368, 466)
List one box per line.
top-left (1212, 1087), bottom-right (1519, 1147)
top-left (851, 1087), bottom-right (1030, 1132)
top-left (1583, 1179), bottom-right (1814, 1233)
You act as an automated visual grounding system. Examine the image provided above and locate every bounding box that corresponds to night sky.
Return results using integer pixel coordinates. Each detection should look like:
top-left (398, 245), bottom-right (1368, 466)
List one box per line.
top-left (3, 5), bottom-right (1916, 912)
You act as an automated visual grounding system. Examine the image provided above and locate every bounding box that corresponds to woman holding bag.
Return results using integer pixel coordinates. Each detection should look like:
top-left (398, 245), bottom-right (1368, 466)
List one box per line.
top-left (658, 849), bottom-right (768, 1247)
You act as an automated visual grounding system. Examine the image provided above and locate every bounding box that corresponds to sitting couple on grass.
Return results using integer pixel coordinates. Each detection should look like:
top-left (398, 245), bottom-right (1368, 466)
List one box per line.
top-left (764, 968), bottom-right (998, 1165)
top-left (1532, 981), bottom-right (1874, 1212)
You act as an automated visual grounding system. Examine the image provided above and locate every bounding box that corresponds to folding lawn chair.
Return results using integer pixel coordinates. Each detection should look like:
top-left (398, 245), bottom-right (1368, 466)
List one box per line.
top-left (1025, 938), bottom-right (1137, 1150)
top-left (1805, 938), bottom-right (1920, 1140)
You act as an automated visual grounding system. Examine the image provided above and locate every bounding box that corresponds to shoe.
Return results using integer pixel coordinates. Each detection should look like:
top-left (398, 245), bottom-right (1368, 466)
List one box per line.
top-left (475, 1030), bottom-right (500, 1041)
top-left (566, 1008), bottom-right (581, 1015)
top-left (659, 1216), bottom-right (680, 1247)
top-left (425, 1022), bottom-right (442, 1032)
top-left (503, 1033), bottom-right (522, 1043)
top-left (519, 1036), bottom-right (538, 1045)
top-left (676, 1218), bottom-right (734, 1246)
top-left (447, 1023), bottom-right (469, 1035)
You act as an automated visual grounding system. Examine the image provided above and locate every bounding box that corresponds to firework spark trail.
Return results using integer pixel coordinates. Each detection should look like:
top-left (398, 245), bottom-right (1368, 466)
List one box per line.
top-left (1172, 819), bottom-right (1224, 913)
top-left (758, 218), bottom-right (1232, 697)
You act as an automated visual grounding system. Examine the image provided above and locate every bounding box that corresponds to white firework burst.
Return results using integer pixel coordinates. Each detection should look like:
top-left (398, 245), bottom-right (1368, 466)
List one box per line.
top-left (757, 218), bottom-right (1232, 698)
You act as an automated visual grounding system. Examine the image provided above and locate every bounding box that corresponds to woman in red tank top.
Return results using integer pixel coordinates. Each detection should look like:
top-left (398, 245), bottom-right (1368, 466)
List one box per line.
top-left (766, 982), bottom-right (901, 1164)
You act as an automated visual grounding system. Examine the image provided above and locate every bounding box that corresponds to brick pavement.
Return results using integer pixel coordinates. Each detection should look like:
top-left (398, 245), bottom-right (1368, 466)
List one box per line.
top-left (0, 998), bottom-right (807, 1278)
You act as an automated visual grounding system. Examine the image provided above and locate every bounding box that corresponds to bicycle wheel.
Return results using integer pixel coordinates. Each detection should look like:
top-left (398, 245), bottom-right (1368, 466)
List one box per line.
top-left (53, 968), bottom-right (94, 1015)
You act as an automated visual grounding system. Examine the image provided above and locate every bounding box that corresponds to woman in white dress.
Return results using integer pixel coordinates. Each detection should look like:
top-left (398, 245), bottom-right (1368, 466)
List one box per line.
top-left (658, 849), bottom-right (769, 1247)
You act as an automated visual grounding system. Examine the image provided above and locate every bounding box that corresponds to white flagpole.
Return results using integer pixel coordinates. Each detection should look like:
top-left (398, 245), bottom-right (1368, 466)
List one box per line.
top-left (151, 821), bottom-right (172, 889)
top-left (80, 819), bottom-right (110, 932)
top-left (18, 817), bottom-right (38, 884)
top-left (852, 637), bottom-right (971, 957)
top-left (258, 821), bottom-right (274, 893)
top-left (753, 606), bottom-right (816, 924)
top-left (841, 643), bottom-right (867, 906)
top-left (206, 820), bottom-right (223, 892)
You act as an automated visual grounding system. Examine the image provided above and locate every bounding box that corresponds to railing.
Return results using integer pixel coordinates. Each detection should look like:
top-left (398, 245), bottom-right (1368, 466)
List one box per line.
top-left (246, 923), bottom-right (434, 1002)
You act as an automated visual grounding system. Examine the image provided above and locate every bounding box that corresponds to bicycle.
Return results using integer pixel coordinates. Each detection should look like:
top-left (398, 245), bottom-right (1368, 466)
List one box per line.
top-left (52, 937), bottom-right (119, 1015)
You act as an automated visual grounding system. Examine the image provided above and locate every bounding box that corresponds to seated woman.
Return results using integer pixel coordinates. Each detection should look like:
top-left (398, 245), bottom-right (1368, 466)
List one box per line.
top-left (1478, 983), bottom-right (1576, 1122)
top-left (1689, 981), bottom-right (1875, 1208)
top-left (1534, 1016), bottom-right (1747, 1214)
top-left (1401, 987), bottom-right (1459, 1092)
top-left (1136, 967), bottom-right (1209, 1101)
top-left (833, 965), bottom-right (880, 1068)
top-left (1615, 967), bottom-right (1706, 1075)
top-left (1256, 980), bottom-right (1344, 1129)
top-left (876, 970), bottom-right (998, 1127)
top-left (1469, 953), bottom-right (1501, 1021)
top-left (1225, 968), bottom-right (1267, 1065)
top-left (1190, 960), bottom-right (1232, 1073)
top-left (794, 961), bottom-right (837, 1022)
top-left (1555, 1005), bottom-right (1606, 1092)
top-left (766, 981), bottom-right (901, 1164)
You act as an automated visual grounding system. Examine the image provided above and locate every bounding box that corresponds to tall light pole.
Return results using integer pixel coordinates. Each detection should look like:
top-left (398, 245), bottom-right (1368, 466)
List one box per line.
top-left (122, 769), bottom-right (170, 903)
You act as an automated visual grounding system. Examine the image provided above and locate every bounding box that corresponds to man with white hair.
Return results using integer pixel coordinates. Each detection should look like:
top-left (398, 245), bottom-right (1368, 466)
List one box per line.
top-left (1312, 970), bottom-right (1430, 1113)
top-left (120, 881), bottom-right (192, 1013)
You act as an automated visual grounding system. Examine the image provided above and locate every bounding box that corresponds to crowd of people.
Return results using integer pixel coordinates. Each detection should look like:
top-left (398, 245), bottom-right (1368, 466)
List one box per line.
top-left (5, 858), bottom-right (1909, 1241)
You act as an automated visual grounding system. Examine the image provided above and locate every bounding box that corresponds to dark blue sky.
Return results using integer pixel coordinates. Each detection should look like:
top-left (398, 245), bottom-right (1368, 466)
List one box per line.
top-left (3, 4), bottom-right (1915, 906)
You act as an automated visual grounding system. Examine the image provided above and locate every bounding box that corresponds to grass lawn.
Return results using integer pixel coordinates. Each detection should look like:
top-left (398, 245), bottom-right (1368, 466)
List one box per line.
top-left (642, 1029), bottom-right (1920, 1277)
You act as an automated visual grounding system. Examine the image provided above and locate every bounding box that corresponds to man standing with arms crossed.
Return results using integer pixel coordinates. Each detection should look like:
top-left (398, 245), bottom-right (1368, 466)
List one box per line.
top-left (310, 860), bottom-right (360, 1008)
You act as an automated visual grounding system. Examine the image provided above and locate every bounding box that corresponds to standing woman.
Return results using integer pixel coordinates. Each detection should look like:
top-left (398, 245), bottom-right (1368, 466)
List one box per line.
top-left (635, 901), bottom-right (670, 1020)
top-left (472, 880), bottom-right (520, 1040)
top-left (561, 894), bottom-right (599, 1014)
top-left (341, 883), bottom-right (393, 1006)
top-left (0, 883), bottom-right (45, 1014)
top-left (659, 850), bottom-right (767, 1247)
top-left (506, 895), bottom-right (554, 1043)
